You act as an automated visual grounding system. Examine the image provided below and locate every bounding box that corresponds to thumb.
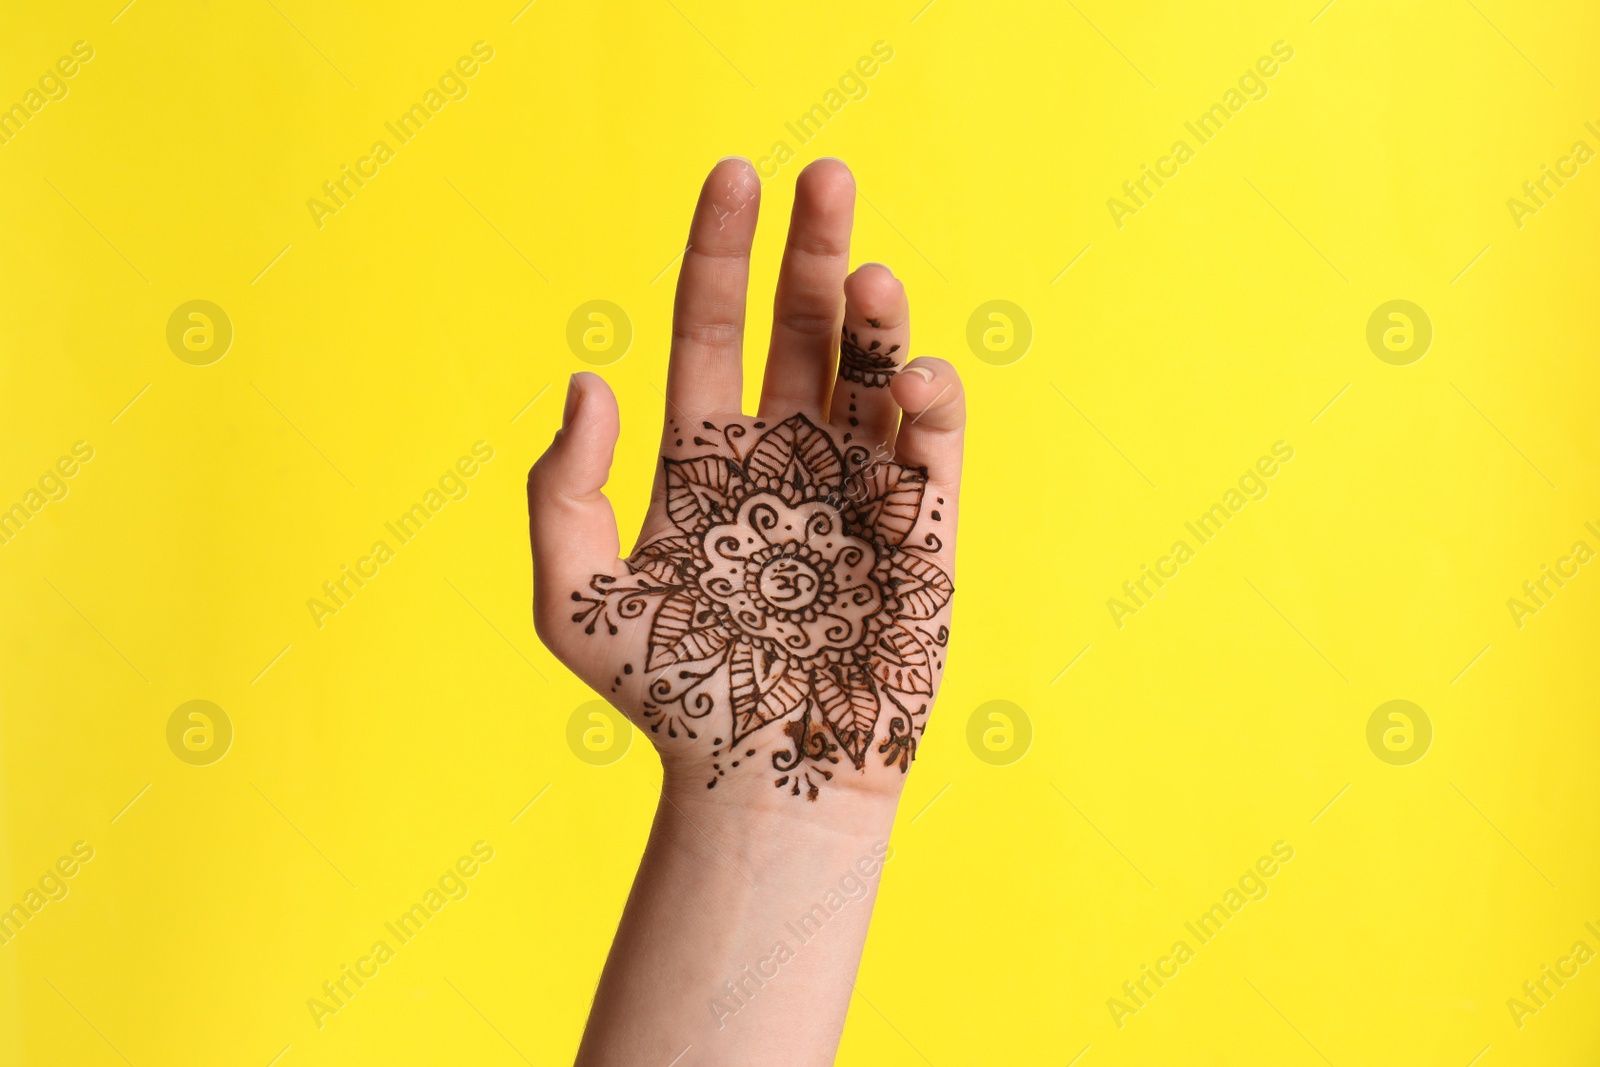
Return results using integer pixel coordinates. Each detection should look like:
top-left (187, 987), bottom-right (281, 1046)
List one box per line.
top-left (527, 372), bottom-right (624, 645)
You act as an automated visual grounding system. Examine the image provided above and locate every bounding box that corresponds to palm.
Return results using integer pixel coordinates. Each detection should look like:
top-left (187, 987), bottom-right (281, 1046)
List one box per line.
top-left (528, 160), bottom-right (964, 802)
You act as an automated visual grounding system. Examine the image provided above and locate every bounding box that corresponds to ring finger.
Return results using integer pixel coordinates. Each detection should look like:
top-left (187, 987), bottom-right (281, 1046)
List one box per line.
top-left (828, 263), bottom-right (909, 447)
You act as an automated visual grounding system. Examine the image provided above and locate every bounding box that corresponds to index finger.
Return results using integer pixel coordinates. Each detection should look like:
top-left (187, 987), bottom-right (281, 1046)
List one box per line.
top-left (665, 158), bottom-right (761, 418)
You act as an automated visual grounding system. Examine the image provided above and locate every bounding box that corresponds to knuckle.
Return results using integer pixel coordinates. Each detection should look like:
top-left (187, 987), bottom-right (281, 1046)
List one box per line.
top-left (527, 454), bottom-right (556, 496)
top-left (786, 232), bottom-right (847, 258)
top-left (776, 308), bottom-right (836, 337)
top-left (685, 241), bottom-right (751, 263)
top-left (671, 320), bottom-right (744, 349)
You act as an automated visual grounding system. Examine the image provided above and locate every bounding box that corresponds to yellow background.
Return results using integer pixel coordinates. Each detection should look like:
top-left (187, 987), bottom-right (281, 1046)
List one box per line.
top-left (2, 0), bottom-right (1597, 1063)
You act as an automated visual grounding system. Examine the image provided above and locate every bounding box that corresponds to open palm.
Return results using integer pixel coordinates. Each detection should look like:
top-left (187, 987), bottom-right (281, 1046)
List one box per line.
top-left (527, 159), bottom-right (964, 802)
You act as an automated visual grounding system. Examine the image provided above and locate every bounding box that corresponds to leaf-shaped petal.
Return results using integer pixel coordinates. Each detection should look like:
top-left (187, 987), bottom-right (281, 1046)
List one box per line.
top-left (646, 592), bottom-right (728, 671)
top-left (845, 463), bottom-right (926, 546)
top-left (886, 551), bottom-right (954, 620)
top-left (872, 624), bottom-right (933, 694)
top-left (628, 535), bottom-right (695, 584)
top-left (665, 457), bottom-right (746, 533)
top-left (744, 413), bottom-right (844, 504)
top-left (729, 641), bottom-right (808, 740)
top-left (814, 662), bottom-right (879, 768)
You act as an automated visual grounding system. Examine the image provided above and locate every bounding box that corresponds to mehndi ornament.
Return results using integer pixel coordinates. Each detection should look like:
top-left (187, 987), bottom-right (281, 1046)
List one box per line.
top-left (572, 413), bottom-right (952, 799)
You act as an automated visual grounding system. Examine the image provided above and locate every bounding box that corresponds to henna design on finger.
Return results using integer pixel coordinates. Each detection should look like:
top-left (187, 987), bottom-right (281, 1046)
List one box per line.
top-left (572, 413), bottom-right (953, 798)
top-left (839, 324), bottom-right (900, 388)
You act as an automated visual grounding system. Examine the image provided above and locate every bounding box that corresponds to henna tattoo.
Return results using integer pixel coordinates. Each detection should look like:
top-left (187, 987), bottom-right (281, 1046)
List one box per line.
top-left (839, 324), bottom-right (900, 387)
top-left (574, 413), bottom-right (953, 798)
top-left (878, 690), bottom-right (919, 773)
top-left (773, 705), bottom-right (837, 800)
top-left (570, 573), bottom-right (674, 635)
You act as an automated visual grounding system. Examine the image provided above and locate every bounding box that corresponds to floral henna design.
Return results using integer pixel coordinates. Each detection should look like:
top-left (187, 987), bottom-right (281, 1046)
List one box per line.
top-left (839, 321), bottom-right (900, 388)
top-left (573, 413), bottom-right (952, 798)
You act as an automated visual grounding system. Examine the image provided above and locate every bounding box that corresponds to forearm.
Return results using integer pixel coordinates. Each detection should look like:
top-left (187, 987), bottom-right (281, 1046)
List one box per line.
top-left (575, 781), bottom-right (900, 1066)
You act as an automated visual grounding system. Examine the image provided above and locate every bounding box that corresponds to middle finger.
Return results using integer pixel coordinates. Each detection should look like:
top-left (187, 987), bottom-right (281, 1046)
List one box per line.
top-left (758, 158), bottom-right (856, 417)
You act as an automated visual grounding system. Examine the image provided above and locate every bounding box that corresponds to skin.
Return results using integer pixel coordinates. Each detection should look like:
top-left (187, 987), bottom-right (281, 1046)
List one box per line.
top-left (527, 157), bottom-right (966, 1065)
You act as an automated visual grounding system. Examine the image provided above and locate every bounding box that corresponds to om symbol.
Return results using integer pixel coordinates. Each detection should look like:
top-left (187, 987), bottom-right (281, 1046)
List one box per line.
top-left (758, 557), bottom-right (821, 609)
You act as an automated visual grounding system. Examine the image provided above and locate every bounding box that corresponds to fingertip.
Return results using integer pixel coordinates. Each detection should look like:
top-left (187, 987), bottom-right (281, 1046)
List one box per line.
top-left (534, 373), bottom-right (620, 498)
top-left (568, 370), bottom-right (615, 413)
top-left (709, 155), bottom-right (757, 182)
top-left (890, 357), bottom-right (963, 423)
top-left (697, 157), bottom-right (761, 228)
top-left (795, 158), bottom-right (857, 213)
top-left (844, 264), bottom-right (905, 321)
top-left (568, 372), bottom-right (619, 450)
top-left (527, 373), bottom-right (625, 635)
top-left (800, 156), bottom-right (855, 188)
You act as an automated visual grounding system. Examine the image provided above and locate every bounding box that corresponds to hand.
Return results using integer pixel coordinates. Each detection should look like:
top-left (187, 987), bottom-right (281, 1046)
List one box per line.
top-left (528, 158), bottom-right (964, 803)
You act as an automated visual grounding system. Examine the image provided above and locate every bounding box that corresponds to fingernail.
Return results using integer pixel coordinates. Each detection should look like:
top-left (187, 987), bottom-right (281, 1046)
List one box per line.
top-left (563, 374), bottom-right (582, 425)
top-left (901, 365), bottom-right (934, 383)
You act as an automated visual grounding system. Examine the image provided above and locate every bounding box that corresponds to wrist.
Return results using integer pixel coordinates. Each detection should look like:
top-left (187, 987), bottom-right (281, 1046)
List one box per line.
top-left (577, 754), bottom-right (902, 1066)
top-left (655, 725), bottom-right (914, 813)
top-left (653, 774), bottom-right (902, 874)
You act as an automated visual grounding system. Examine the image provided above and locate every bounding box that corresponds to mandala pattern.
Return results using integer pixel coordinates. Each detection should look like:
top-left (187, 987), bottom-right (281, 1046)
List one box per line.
top-left (572, 413), bottom-right (952, 798)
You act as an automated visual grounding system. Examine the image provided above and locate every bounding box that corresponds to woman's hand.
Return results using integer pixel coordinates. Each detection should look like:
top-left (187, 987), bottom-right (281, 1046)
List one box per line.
top-left (530, 157), bottom-right (967, 1066)
top-left (528, 157), bottom-right (964, 804)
